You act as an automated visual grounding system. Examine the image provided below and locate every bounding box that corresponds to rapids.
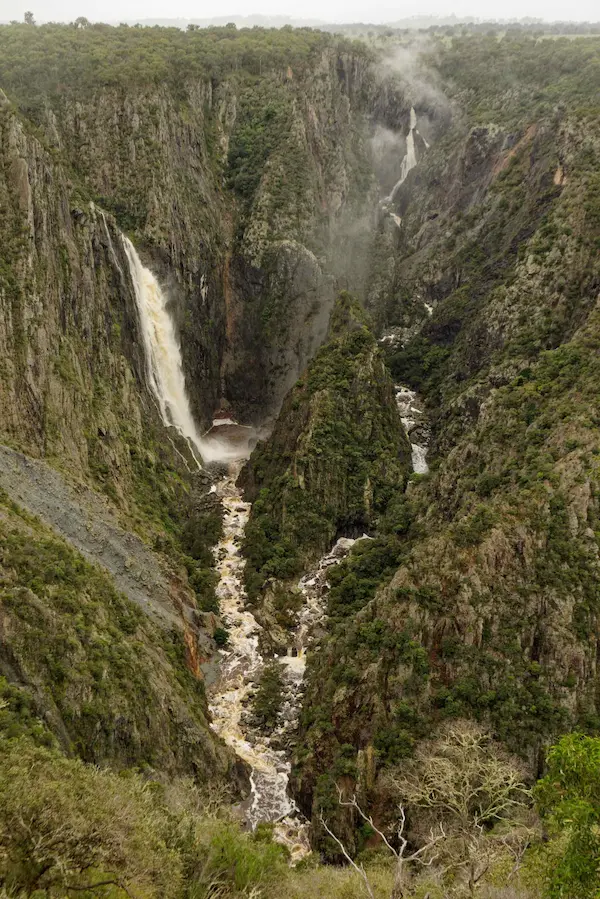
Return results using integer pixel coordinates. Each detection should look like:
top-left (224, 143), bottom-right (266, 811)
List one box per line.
top-left (118, 227), bottom-right (313, 853)
top-left (395, 385), bottom-right (430, 474)
top-left (115, 220), bottom-right (368, 859)
top-left (208, 469), bottom-right (296, 828)
top-left (208, 465), bottom-right (360, 862)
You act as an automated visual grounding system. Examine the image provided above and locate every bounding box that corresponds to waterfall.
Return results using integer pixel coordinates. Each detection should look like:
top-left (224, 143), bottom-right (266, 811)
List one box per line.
top-left (121, 236), bottom-right (240, 465)
top-left (385, 106), bottom-right (419, 205)
top-left (395, 385), bottom-right (430, 474)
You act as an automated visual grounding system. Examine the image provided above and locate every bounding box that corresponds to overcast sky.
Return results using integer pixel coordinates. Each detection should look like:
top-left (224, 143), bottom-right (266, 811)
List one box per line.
top-left (1, 0), bottom-right (598, 25)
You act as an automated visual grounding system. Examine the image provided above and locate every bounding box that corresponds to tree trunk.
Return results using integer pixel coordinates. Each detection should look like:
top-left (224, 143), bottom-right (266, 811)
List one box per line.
top-left (390, 858), bottom-right (408, 899)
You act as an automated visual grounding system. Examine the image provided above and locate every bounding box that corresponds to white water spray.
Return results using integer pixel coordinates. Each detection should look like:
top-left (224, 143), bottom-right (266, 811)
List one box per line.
top-left (386, 106), bottom-right (419, 205)
top-left (395, 385), bottom-right (430, 474)
top-left (121, 236), bottom-right (241, 465)
top-left (208, 466), bottom-right (361, 862)
top-left (208, 470), bottom-right (307, 859)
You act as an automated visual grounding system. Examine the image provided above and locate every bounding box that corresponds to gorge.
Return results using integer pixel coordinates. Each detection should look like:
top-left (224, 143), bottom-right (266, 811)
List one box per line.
top-left (0, 17), bottom-right (600, 899)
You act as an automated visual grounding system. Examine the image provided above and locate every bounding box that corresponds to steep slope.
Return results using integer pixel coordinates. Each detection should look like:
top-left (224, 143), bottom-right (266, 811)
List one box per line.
top-left (222, 56), bottom-right (378, 420)
top-left (0, 489), bottom-right (239, 781)
top-left (290, 33), bottom-right (600, 848)
top-left (0, 22), bottom-right (405, 806)
top-left (3, 20), bottom-right (600, 871)
top-left (0, 24), bottom-right (377, 426)
top-left (240, 292), bottom-right (412, 631)
top-left (0, 91), bottom-right (238, 781)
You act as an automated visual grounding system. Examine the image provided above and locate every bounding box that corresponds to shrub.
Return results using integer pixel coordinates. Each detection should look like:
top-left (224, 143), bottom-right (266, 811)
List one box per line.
top-left (0, 738), bottom-right (181, 897)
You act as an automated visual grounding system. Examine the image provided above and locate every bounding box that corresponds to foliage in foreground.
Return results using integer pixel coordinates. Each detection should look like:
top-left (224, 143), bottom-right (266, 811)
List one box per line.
top-left (535, 733), bottom-right (600, 899)
top-left (3, 726), bottom-right (600, 899)
top-left (0, 736), bottom-right (286, 898)
top-left (0, 737), bottom-right (180, 898)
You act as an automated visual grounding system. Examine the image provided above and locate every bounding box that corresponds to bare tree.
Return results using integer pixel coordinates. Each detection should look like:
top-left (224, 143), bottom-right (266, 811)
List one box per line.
top-left (390, 721), bottom-right (532, 897)
top-left (319, 723), bottom-right (532, 899)
top-left (319, 788), bottom-right (444, 899)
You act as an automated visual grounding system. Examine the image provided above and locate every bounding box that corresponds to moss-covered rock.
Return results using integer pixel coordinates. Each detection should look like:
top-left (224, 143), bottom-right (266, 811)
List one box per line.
top-left (0, 491), bottom-right (241, 784)
top-left (240, 291), bottom-right (412, 604)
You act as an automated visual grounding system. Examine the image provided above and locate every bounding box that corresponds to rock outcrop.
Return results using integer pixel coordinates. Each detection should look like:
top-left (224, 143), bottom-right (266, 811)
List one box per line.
top-left (240, 291), bottom-right (412, 608)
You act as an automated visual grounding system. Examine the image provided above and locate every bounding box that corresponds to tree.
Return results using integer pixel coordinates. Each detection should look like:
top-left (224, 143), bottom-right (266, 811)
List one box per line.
top-left (319, 793), bottom-right (445, 899)
top-left (535, 733), bottom-right (600, 898)
top-left (391, 722), bottom-right (532, 896)
top-left (23, 10), bottom-right (35, 24)
top-left (252, 660), bottom-right (285, 729)
top-left (0, 738), bottom-right (181, 897)
top-left (317, 723), bottom-right (531, 899)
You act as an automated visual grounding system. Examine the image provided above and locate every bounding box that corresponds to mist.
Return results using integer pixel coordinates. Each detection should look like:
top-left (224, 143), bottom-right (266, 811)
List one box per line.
top-left (2, 0), bottom-right (600, 25)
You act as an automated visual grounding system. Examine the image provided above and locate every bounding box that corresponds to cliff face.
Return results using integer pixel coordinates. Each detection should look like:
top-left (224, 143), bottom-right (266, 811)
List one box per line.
top-left (1, 95), bottom-right (151, 481)
top-left (240, 292), bottom-right (412, 620)
top-left (37, 80), bottom-right (229, 429)
top-left (2, 35), bottom-right (378, 429)
top-left (290, 38), bottom-right (600, 846)
top-left (0, 94), bottom-right (240, 784)
top-left (0, 25), bottom-right (383, 792)
top-left (3, 22), bottom-right (600, 856)
top-left (222, 52), bottom-right (378, 422)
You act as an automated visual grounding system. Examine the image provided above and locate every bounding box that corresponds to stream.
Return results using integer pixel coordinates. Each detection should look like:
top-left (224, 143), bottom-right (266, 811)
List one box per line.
top-left (207, 459), bottom-right (360, 862)
top-left (208, 463), bottom-right (309, 861)
top-left (205, 384), bottom-right (429, 858)
top-left (116, 204), bottom-right (427, 858)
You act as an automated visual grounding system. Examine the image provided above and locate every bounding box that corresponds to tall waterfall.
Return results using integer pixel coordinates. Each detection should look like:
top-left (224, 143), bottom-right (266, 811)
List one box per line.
top-left (121, 236), bottom-right (239, 465)
top-left (386, 106), bottom-right (419, 204)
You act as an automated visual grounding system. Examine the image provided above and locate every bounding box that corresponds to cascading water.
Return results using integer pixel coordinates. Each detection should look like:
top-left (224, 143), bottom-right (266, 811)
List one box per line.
top-left (386, 106), bottom-right (418, 205)
top-left (208, 465), bottom-right (361, 862)
top-left (395, 385), bottom-right (430, 474)
top-left (115, 221), bottom-right (374, 859)
top-left (208, 467), bottom-right (308, 861)
top-left (117, 226), bottom-right (312, 853)
top-left (381, 106), bottom-right (430, 229)
top-left (121, 236), bottom-right (243, 465)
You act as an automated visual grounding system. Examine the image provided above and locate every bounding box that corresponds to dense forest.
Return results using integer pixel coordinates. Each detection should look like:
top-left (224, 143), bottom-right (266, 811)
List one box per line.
top-left (0, 21), bottom-right (367, 102)
top-left (1, 15), bottom-right (600, 899)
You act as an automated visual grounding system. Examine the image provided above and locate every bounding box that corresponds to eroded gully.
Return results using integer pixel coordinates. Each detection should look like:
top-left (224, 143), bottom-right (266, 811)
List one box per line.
top-left (207, 460), bottom-right (360, 862)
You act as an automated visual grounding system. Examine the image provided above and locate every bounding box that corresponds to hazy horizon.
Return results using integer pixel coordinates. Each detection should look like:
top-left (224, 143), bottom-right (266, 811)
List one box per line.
top-left (1, 0), bottom-right (599, 26)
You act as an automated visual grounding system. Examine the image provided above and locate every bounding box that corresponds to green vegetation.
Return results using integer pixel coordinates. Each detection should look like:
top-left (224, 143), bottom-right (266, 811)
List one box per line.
top-left (292, 31), bottom-right (600, 858)
top-left (0, 739), bottom-right (181, 898)
top-left (0, 491), bottom-right (227, 779)
top-left (241, 292), bottom-right (411, 600)
top-left (0, 737), bottom-right (288, 899)
top-left (227, 79), bottom-right (292, 209)
top-left (2, 724), bottom-right (596, 899)
top-left (252, 661), bottom-right (285, 729)
top-left (435, 33), bottom-right (600, 125)
top-left (1, 21), bottom-right (600, 897)
top-left (0, 23), bottom-right (365, 110)
top-left (535, 734), bottom-right (600, 899)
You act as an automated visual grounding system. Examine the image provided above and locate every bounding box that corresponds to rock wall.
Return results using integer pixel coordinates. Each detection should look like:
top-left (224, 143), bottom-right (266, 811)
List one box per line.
top-left (240, 292), bottom-right (412, 613)
top-left (291, 87), bottom-right (600, 848)
top-left (0, 93), bottom-right (243, 785)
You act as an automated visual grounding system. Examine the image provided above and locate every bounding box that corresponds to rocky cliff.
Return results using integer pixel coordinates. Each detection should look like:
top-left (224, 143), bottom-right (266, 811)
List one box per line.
top-left (2, 20), bottom-right (600, 867)
top-left (0, 89), bottom-right (243, 783)
top-left (0, 25), bottom-right (379, 428)
top-left (290, 34), bottom-right (600, 848)
top-left (0, 21), bottom-right (401, 803)
top-left (240, 291), bottom-right (411, 617)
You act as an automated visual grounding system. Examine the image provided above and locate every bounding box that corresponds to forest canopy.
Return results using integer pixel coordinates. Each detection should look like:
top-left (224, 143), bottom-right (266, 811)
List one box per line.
top-left (0, 21), bottom-right (369, 108)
